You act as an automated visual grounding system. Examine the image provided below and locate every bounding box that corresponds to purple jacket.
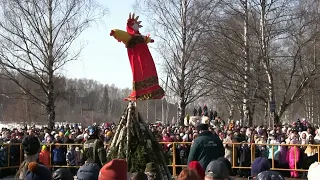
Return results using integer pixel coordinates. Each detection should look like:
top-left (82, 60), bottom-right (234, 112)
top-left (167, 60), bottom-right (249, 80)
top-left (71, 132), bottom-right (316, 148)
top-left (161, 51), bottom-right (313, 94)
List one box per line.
top-left (279, 146), bottom-right (288, 164)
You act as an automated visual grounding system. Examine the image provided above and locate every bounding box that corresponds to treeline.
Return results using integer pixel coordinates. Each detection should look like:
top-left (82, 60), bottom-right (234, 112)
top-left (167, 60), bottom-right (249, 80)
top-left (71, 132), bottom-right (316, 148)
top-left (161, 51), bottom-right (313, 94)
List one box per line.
top-left (0, 74), bottom-right (191, 125)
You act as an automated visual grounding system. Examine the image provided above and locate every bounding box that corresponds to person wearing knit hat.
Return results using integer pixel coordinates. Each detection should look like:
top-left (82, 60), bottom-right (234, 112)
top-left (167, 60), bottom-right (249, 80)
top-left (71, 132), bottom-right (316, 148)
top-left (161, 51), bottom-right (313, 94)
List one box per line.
top-left (39, 145), bottom-right (50, 169)
top-left (144, 162), bottom-right (161, 180)
top-left (65, 130), bottom-right (70, 137)
top-left (16, 135), bottom-right (41, 180)
top-left (77, 163), bottom-right (100, 180)
top-left (83, 125), bottom-right (107, 168)
top-left (205, 160), bottom-right (229, 179)
top-left (251, 157), bottom-right (270, 177)
top-left (21, 134), bottom-right (40, 156)
top-left (99, 159), bottom-right (128, 180)
top-left (188, 123), bottom-right (224, 169)
top-left (25, 162), bottom-right (52, 180)
top-left (188, 161), bottom-right (205, 179)
top-left (216, 157), bottom-right (232, 176)
top-left (177, 168), bottom-right (202, 180)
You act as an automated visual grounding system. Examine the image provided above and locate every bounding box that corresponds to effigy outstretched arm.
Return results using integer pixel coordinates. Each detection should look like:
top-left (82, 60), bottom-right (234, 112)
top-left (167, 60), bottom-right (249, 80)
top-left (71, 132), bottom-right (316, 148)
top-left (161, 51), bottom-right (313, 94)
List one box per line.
top-left (110, 29), bottom-right (132, 44)
top-left (143, 35), bottom-right (154, 44)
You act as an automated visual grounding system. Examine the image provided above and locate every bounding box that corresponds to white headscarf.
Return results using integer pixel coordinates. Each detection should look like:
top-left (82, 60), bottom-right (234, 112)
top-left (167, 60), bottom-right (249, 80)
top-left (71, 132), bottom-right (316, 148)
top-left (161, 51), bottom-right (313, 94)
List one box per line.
top-left (308, 162), bottom-right (320, 180)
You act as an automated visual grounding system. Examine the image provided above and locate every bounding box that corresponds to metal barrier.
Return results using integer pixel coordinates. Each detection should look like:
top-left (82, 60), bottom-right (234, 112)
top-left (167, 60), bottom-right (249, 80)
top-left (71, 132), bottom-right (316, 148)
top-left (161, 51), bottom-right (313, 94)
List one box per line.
top-left (0, 143), bottom-right (83, 170)
top-left (0, 142), bottom-right (317, 177)
top-left (160, 142), bottom-right (316, 176)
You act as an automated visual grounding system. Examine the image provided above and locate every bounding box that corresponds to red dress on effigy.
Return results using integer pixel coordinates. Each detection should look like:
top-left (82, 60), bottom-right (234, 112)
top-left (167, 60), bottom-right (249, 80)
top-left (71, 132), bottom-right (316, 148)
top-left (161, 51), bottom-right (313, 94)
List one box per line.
top-left (110, 13), bottom-right (164, 101)
top-left (125, 35), bottom-right (164, 101)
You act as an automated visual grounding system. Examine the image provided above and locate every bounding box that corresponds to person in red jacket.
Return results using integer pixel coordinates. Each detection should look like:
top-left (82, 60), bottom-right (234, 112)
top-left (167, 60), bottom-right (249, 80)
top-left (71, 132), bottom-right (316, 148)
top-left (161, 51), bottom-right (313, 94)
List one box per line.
top-left (39, 145), bottom-right (50, 169)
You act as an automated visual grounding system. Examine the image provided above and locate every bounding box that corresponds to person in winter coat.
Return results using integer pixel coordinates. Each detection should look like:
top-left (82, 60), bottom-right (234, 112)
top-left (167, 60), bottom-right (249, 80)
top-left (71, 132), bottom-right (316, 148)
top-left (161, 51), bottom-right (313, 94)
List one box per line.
top-left (209, 109), bottom-right (214, 120)
top-left (53, 144), bottom-right (65, 170)
top-left (278, 142), bottom-right (289, 177)
top-left (193, 108), bottom-right (197, 116)
top-left (66, 145), bottom-right (78, 166)
top-left (198, 107), bottom-right (202, 116)
top-left (203, 105), bottom-right (208, 116)
top-left (223, 131), bottom-right (237, 166)
top-left (75, 147), bottom-right (82, 166)
top-left (288, 139), bottom-right (300, 178)
top-left (300, 131), bottom-right (309, 145)
top-left (39, 145), bottom-right (50, 168)
top-left (267, 135), bottom-right (280, 168)
top-left (66, 145), bottom-right (78, 175)
top-left (238, 142), bottom-right (251, 177)
top-left (16, 133), bottom-right (41, 180)
top-left (187, 124), bottom-right (225, 169)
top-left (304, 135), bottom-right (318, 172)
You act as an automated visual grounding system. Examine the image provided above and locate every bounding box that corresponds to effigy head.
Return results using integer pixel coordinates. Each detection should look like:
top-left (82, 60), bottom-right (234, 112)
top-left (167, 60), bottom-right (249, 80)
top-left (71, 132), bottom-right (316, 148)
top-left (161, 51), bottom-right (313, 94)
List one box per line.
top-left (127, 13), bottom-right (143, 34)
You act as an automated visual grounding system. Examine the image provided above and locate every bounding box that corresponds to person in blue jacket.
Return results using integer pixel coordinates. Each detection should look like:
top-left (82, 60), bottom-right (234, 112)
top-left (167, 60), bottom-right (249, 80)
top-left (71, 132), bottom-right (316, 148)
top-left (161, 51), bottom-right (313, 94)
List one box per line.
top-left (52, 143), bottom-right (65, 170)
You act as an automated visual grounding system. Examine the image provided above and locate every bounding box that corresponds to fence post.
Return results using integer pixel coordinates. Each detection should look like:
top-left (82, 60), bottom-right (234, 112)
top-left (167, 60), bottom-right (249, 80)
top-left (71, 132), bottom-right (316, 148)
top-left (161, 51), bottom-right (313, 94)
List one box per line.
top-left (7, 144), bottom-right (10, 168)
top-left (232, 143), bottom-right (235, 168)
top-left (172, 142), bottom-right (176, 177)
top-left (272, 144), bottom-right (274, 169)
top-left (20, 144), bottom-right (22, 165)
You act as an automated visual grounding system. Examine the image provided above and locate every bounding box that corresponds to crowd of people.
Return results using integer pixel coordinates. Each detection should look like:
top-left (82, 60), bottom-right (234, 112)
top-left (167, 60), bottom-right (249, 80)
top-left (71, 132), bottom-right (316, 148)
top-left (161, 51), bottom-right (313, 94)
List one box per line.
top-left (0, 108), bottom-right (320, 179)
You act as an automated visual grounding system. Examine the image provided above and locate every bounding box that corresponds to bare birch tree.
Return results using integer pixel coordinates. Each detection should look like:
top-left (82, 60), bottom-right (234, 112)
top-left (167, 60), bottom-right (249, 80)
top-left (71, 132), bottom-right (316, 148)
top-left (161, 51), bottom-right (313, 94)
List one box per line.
top-left (255, 0), bottom-right (320, 124)
top-left (200, 0), bottom-right (262, 126)
top-left (135, 0), bottom-right (220, 125)
top-left (0, 0), bottom-right (106, 129)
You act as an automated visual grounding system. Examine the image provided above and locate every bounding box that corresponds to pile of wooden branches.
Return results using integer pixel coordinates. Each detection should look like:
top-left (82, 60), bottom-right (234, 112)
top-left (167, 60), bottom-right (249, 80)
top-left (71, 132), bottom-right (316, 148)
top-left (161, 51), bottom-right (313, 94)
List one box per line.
top-left (107, 102), bottom-right (172, 179)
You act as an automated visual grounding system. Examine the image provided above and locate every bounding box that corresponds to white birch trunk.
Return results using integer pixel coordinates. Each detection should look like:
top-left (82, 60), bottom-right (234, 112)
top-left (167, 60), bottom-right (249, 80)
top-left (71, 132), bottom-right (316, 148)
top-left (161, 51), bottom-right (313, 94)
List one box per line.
top-left (242, 0), bottom-right (250, 126)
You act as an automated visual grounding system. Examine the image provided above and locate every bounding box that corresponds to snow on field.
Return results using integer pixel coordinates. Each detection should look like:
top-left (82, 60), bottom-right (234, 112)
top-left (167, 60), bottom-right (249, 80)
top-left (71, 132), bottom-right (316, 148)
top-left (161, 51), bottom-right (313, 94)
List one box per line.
top-left (0, 122), bottom-right (70, 130)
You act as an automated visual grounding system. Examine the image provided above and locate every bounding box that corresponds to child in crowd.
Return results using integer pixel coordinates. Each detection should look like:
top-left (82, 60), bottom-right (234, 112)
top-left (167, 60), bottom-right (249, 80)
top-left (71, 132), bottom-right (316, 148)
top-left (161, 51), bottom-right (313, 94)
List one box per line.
top-left (52, 143), bottom-right (65, 171)
top-left (66, 145), bottom-right (78, 174)
top-left (39, 145), bottom-right (50, 169)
